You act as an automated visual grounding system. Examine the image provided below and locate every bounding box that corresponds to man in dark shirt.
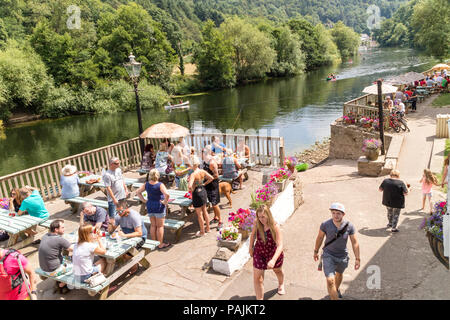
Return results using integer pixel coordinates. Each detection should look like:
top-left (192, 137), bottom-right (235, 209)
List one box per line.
top-left (80, 202), bottom-right (109, 231)
top-left (38, 219), bottom-right (73, 293)
top-left (379, 170), bottom-right (410, 232)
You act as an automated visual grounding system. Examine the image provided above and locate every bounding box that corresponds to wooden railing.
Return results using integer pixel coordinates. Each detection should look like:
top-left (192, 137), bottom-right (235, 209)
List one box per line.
top-left (0, 133), bottom-right (284, 200)
top-left (343, 94), bottom-right (389, 129)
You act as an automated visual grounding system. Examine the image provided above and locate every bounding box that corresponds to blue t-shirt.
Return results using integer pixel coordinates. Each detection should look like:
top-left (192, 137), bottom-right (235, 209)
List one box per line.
top-left (60, 174), bottom-right (80, 199)
top-left (19, 190), bottom-right (49, 219)
top-left (83, 206), bottom-right (109, 230)
top-left (212, 142), bottom-right (226, 154)
top-left (320, 219), bottom-right (355, 258)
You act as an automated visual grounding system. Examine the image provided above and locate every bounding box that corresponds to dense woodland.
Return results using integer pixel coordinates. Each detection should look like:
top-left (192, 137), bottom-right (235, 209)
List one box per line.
top-left (372, 0), bottom-right (450, 57)
top-left (0, 0), bottom-right (405, 123)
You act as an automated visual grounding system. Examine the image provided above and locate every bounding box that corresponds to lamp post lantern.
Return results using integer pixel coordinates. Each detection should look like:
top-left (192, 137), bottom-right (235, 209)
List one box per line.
top-left (124, 52), bottom-right (145, 155)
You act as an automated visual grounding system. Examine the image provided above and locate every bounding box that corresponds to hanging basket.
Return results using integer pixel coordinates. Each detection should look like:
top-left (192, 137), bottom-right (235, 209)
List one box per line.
top-left (426, 232), bottom-right (449, 269)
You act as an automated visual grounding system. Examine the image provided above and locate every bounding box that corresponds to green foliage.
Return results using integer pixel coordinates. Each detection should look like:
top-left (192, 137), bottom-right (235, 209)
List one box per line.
top-left (295, 163), bottom-right (308, 171)
top-left (288, 18), bottom-right (338, 70)
top-left (268, 25), bottom-right (305, 76)
top-left (96, 2), bottom-right (177, 90)
top-left (0, 41), bottom-right (54, 121)
top-left (169, 74), bottom-right (203, 95)
top-left (432, 93), bottom-right (450, 107)
top-left (411, 0), bottom-right (450, 57)
top-left (330, 21), bottom-right (360, 58)
top-left (220, 17), bottom-right (276, 82)
top-left (194, 20), bottom-right (236, 89)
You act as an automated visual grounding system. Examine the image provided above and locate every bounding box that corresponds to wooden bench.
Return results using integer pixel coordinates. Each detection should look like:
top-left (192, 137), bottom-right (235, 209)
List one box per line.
top-left (35, 267), bottom-right (111, 299)
top-left (64, 197), bottom-right (185, 242)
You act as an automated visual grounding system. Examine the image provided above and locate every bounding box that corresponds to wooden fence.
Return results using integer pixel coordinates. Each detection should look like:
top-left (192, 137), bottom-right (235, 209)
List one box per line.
top-left (0, 133), bottom-right (284, 200)
top-left (436, 114), bottom-right (450, 138)
top-left (343, 94), bottom-right (389, 128)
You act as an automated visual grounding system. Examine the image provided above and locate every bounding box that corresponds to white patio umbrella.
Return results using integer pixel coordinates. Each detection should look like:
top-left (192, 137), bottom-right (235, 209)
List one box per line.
top-left (431, 63), bottom-right (450, 71)
top-left (140, 122), bottom-right (189, 139)
top-left (362, 83), bottom-right (399, 95)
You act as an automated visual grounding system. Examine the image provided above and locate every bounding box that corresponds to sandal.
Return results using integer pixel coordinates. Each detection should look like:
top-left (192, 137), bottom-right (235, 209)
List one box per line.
top-left (209, 218), bottom-right (219, 225)
top-left (277, 285), bottom-right (286, 295)
top-left (195, 231), bottom-right (205, 237)
top-left (157, 243), bottom-right (172, 250)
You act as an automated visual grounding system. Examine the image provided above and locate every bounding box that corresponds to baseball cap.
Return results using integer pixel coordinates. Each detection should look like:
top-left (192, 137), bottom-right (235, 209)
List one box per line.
top-left (329, 202), bottom-right (345, 213)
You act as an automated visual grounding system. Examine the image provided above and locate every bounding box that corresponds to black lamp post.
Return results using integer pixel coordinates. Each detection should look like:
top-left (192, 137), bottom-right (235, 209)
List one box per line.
top-left (124, 52), bottom-right (145, 155)
top-left (377, 79), bottom-right (385, 155)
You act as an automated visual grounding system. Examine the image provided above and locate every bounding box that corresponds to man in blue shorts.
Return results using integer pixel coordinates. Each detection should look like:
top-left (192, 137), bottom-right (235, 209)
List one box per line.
top-left (314, 202), bottom-right (360, 300)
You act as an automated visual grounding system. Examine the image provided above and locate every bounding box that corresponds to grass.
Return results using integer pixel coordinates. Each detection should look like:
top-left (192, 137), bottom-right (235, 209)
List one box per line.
top-left (432, 93), bottom-right (450, 107)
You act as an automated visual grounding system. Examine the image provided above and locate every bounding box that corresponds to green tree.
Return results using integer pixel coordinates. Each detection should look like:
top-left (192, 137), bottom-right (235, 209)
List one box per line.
top-left (269, 25), bottom-right (305, 76)
top-left (411, 0), bottom-right (450, 57)
top-left (0, 41), bottom-right (54, 121)
top-left (96, 3), bottom-right (176, 90)
top-left (314, 23), bottom-right (340, 64)
top-left (220, 17), bottom-right (276, 82)
top-left (194, 20), bottom-right (236, 89)
top-left (330, 21), bottom-right (360, 58)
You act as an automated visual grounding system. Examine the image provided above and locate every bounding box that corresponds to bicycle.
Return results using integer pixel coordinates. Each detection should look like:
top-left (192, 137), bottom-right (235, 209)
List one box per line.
top-left (388, 113), bottom-right (401, 132)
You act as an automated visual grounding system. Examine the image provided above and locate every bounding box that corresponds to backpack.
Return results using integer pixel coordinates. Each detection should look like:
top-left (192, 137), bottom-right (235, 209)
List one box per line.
top-left (0, 249), bottom-right (25, 297)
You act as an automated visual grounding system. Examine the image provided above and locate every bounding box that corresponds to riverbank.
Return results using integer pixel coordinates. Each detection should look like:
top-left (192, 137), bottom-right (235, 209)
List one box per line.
top-left (294, 138), bottom-right (330, 168)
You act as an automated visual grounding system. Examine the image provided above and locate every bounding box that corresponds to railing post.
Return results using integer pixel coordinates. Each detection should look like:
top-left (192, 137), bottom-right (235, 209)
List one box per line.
top-left (279, 137), bottom-right (285, 168)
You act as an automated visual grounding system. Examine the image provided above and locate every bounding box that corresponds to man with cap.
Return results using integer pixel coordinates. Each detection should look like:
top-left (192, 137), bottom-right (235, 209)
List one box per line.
top-left (313, 202), bottom-right (360, 300)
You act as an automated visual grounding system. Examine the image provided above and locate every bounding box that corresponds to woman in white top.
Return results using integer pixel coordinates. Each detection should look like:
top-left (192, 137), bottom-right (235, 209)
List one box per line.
top-left (60, 164), bottom-right (80, 200)
top-left (72, 224), bottom-right (106, 284)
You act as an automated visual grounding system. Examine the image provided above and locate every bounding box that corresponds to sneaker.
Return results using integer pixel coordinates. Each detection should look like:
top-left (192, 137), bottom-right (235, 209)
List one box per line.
top-left (337, 290), bottom-right (343, 299)
top-left (391, 228), bottom-right (399, 233)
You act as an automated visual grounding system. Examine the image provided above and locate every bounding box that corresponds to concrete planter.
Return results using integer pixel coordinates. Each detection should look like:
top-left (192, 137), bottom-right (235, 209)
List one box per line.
top-left (274, 179), bottom-right (288, 192)
top-left (212, 182), bottom-right (295, 276)
top-left (217, 233), bottom-right (242, 251)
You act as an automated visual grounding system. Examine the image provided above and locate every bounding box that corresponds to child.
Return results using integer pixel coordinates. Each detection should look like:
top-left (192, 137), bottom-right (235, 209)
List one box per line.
top-left (419, 169), bottom-right (438, 214)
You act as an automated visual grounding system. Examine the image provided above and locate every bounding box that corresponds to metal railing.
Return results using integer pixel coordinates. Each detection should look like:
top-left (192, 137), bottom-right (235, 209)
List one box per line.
top-left (0, 133), bottom-right (284, 200)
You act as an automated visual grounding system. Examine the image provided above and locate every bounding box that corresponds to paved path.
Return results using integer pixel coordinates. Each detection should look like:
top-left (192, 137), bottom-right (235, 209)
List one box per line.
top-left (219, 95), bottom-right (450, 300)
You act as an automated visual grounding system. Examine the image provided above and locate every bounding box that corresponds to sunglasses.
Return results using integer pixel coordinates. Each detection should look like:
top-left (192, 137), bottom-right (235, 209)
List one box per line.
top-left (113, 162), bottom-right (120, 165)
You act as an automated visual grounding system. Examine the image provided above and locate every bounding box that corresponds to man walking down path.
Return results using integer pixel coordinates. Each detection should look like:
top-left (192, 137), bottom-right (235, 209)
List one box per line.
top-left (314, 203), bottom-right (360, 300)
top-left (379, 170), bottom-right (410, 233)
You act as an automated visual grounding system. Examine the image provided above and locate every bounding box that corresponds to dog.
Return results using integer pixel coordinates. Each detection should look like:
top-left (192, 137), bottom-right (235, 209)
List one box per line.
top-left (219, 182), bottom-right (235, 207)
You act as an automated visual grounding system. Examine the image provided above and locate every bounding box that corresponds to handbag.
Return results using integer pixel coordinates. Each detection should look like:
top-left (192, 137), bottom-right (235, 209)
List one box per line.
top-left (317, 222), bottom-right (349, 271)
top-left (84, 272), bottom-right (107, 287)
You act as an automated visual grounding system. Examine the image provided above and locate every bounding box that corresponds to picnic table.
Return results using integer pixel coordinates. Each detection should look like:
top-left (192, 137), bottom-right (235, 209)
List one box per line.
top-left (36, 231), bottom-right (159, 300)
top-left (132, 188), bottom-right (192, 218)
top-left (0, 208), bottom-right (49, 249)
top-left (78, 175), bottom-right (139, 197)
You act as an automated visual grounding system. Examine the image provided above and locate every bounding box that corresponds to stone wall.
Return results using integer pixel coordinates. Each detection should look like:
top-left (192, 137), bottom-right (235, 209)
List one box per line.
top-left (329, 122), bottom-right (393, 160)
top-left (292, 172), bottom-right (304, 210)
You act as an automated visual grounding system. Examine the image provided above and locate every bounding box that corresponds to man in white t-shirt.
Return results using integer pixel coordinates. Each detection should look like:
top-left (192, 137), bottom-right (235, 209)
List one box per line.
top-left (103, 157), bottom-right (128, 223)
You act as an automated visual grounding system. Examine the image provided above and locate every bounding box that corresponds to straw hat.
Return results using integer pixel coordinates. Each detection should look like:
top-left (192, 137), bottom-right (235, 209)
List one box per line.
top-left (62, 164), bottom-right (77, 176)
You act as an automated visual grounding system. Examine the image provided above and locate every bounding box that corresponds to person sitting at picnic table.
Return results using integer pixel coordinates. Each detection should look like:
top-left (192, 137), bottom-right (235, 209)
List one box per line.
top-left (108, 200), bottom-right (148, 274)
top-left (60, 164), bottom-right (80, 200)
top-left (8, 188), bottom-right (20, 213)
top-left (426, 77), bottom-right (435, 87)
top-left (0, 248), bottom-right (37, 300)
top-left (80, 202), bottom-right (109, 231)
top-left (236, 138), bottom-right (250, 161)
top-left (383, 96), bottom-right (393, 111)
top-left (397, 100), bottom-right (406, 117)
top-left (140, 144), bottom-right (156, 171)
top-left (103, 157), bottom-right (128, 224)
top-left (38, 219), bottom-right (73, 294)
top-left (72, 224), bottom-right (107, 285)
top-left (155, 142), bottom-right (173, 174)
top-left (420, 79), bottom-right (427, 86)
top-left (394, 88), bottom-right (404, 102)
top-left (136, 169), bottom-right (172, 250)
top-left (17, 186), bottom-right (49, 219)
top-left (173, 147), bottom-right (192, 191)
top-left (211, 136), bottom-right (226, 156)
top-left (222, 150), bottom-right (245, 190)
top-left (189, 156), bottom-right (214, 237)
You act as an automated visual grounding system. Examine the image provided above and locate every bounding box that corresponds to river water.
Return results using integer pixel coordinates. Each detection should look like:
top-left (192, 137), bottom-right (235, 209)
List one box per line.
top-left (0, 47), bottom-right (437, 176)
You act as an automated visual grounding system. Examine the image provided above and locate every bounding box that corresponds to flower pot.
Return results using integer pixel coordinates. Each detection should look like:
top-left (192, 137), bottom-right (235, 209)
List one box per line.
top-left (274, 179), bottom-right (287, 192)
top-left (426, 232), bottom-right (449, 269)
top-left (217, 233), bottom-right (242, 251)
top-left (239, 228), bottom-right (249, 240)
top-left (287, 165), bottom-right (295, 175)
top-left (365, 148), bottom-right (379, 161)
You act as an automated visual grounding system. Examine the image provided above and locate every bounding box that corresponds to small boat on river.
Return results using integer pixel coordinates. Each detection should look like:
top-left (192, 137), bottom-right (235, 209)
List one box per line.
top-left (164, 101), bottom-right (190, 111)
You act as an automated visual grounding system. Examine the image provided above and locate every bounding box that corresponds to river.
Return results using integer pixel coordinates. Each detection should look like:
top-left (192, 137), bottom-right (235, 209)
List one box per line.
top-left (0, 47), bottom-right (438, 176)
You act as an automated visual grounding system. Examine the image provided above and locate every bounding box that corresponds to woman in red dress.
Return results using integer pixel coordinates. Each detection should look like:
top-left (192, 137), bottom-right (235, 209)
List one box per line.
top-left (249, 205), bottom-right (285, 300)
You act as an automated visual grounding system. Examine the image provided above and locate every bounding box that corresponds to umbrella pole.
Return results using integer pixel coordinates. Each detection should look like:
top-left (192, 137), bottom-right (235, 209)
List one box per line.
top-left (377, 80), bottom-right (385, 155)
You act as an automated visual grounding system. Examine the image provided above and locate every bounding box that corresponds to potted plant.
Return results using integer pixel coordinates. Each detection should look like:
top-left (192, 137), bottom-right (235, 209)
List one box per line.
top-left (362, 138), bottom-right (381, 161)
top-left (228, 208), bottom-right (256, 239)
top-left (419, 200), bottom-right (449, 269)
top-left (360, 117), bottom-right (373, 128)
top-left (296, 163), bottom-right (309, 172)
top-left (284, 156), bottom-right (298, 175)
top-left (372, 119), bottom-right (380, 131)
top-left (254, 182), bottom-right (279, 208)
top-left (269, 167), bottom-right (291, 192)
top-left (217, 226), bottom-right (241, 251)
